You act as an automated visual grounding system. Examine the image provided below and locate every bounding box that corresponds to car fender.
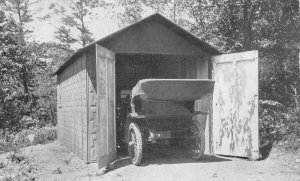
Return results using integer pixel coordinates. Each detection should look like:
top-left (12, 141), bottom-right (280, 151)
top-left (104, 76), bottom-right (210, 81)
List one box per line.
top-left (124, 115), bottom-right (147, 144)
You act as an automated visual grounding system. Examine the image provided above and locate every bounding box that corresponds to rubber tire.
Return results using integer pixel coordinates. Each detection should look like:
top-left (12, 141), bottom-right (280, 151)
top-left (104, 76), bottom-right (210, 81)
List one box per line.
top-left (189, 121), bottom-right (205, 160)
top-left (128, 123), bottom-right (143, 165)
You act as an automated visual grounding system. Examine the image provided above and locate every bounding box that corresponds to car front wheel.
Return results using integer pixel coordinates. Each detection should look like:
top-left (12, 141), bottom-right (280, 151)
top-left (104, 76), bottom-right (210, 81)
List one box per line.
top-left (128, 122), bottom-right (143, 165)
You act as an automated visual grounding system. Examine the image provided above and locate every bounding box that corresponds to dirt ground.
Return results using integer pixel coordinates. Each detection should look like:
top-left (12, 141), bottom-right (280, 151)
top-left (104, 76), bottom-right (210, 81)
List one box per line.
top-left (0, 141), bottom-right (299, 181)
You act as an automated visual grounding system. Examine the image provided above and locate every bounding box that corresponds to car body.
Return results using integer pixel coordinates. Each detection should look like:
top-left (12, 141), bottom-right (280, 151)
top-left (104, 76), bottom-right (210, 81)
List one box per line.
top-left (124, 79), bottom-right (215, 165)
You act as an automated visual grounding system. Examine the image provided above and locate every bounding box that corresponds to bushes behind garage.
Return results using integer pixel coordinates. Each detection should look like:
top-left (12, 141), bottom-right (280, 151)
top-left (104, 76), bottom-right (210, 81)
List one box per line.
top-left (259, 100), bottom-right (300, 158)
top-left (33, 127), bottom-right (57, 145)
top-left (0, 127), bottom-right (57, 153)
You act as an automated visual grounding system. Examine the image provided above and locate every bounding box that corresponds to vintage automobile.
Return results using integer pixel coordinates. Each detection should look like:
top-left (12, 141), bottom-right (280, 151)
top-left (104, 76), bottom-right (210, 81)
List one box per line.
top-left (124, 79), bottom-right (214, 165)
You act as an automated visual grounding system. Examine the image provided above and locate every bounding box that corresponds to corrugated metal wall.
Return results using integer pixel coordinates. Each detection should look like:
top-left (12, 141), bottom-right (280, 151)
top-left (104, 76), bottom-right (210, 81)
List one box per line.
top-left (57, 54), bottom-right (88, 162)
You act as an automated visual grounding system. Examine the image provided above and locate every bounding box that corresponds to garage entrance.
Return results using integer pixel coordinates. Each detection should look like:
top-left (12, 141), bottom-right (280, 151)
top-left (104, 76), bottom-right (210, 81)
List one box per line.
top-left (115, 53), bottom-right (199, 155)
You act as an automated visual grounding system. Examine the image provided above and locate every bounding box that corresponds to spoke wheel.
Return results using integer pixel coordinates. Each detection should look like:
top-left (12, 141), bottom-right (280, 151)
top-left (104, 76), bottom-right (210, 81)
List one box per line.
top-left (128, 123), bottom-right (143, 165)
top-left (189, 121), bottom-right (205, 160)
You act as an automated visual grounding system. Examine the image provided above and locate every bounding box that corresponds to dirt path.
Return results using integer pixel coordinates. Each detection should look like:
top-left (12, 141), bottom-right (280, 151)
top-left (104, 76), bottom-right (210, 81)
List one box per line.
top-left (99, 146), bottom-right (300, 181)
top-left (0, 141), bottom-right (299, 181)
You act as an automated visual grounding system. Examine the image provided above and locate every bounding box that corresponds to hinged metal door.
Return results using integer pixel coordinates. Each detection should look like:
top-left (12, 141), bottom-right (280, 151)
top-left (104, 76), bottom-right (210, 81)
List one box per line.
top-left (212, 50), bottom-right (259, 159)
top-left (96, 44), bottom-right (117, 168)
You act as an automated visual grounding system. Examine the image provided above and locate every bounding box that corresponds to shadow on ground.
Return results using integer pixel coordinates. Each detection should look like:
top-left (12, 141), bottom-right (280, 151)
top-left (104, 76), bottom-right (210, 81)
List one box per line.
top-left (141, 145), bottom-right (232, 166)
top-left (109, 145), bottom-right (231, 173)
top-left (259, 141), bottom-right (274, 160)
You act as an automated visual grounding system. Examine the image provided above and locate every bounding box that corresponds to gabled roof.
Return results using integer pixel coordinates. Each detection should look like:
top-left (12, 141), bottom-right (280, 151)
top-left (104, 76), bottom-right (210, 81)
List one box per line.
top-left (54, 13), bottom-right (221, 75)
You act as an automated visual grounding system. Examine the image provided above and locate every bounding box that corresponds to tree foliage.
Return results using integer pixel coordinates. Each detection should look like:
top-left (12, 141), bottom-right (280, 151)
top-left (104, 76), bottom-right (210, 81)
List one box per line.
top-left (113, 0), bottom-right (143, 27)
top-left (0, 1), bottom-right (69, 135)
top-left (0, 9), bottom-right (43, 135)
top-left (48, 0), bottom-right (109, 48)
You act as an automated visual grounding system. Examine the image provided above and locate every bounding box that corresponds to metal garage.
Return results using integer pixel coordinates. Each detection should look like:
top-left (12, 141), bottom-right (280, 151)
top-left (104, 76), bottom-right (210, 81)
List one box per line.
top-left (54, 13), bottom-right (259, 168)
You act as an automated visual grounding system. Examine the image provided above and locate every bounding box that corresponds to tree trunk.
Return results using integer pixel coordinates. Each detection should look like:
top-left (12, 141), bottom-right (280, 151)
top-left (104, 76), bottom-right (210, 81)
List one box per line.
top-left (2, 128), bottom-right (5, 138)
top-left (294, 96), bottom-right (300, 124)
top-left (242, 1), bottom-right (253, 50)
top-left (289, 85), bottom-right (300, 124)
top-left (173, 0), bottom-right (177, 23)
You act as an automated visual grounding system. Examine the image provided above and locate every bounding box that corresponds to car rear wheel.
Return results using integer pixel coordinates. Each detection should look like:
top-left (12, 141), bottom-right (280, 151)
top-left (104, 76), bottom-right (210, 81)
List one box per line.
top-left (128, 123), bottom-right (143, 165)
top-left (189, 121), bottom-right (205, 160)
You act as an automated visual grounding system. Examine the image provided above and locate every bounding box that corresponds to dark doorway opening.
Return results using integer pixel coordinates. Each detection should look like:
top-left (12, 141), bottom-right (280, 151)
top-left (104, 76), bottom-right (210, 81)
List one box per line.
top-left (115, 53), bottom-right (196, 155)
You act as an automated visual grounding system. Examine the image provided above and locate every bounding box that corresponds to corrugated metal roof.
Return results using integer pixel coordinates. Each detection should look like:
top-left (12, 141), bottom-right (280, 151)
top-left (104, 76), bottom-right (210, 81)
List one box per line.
top-left (54, 13), bottom-right (221, 75)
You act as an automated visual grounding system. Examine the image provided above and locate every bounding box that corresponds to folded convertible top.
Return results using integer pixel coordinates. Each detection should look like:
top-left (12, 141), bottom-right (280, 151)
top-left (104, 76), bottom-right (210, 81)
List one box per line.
top-left (131, 79), bottom-right (214, 101)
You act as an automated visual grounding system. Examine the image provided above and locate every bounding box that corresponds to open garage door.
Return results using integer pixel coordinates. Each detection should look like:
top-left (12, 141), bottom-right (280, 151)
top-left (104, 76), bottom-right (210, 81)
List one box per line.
top-left (212, 50), bottom-right (259, 160)
top-left (96, 45), bottom-right (117, 168)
